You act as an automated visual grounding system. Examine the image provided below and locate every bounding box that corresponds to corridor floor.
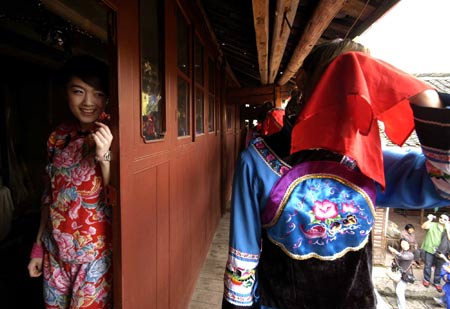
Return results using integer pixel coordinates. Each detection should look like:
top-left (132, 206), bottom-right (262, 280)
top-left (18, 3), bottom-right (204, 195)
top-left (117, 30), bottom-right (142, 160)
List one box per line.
top-left (189, 211), bottom-right (230, 308)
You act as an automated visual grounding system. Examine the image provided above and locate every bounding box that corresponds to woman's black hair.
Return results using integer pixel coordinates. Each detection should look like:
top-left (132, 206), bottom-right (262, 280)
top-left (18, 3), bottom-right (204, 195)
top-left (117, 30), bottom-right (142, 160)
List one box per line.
top-left (404, 224), bottom-right (415, 230)
top-left (60, 54), bottom-right (109, 94)
top-left (300, 39), bottom-right (369, 104)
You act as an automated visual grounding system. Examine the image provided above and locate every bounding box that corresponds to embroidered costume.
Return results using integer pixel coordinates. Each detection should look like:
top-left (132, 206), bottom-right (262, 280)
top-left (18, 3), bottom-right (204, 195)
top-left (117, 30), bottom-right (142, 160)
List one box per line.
top-left (223, 52), bottom-right (450, 309)
top-left (440, 262), bottom-right (450, 307)
top-left (41, 121), bottom-right (112, 308)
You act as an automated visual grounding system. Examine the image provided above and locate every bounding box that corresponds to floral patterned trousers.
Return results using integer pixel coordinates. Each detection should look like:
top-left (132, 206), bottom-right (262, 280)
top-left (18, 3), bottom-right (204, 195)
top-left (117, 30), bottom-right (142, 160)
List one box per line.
top-left (43, 250), bottom-right (112, 309)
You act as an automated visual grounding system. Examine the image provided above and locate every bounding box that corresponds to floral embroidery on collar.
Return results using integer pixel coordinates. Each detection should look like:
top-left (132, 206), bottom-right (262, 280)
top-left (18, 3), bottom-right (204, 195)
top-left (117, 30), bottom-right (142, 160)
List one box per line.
top-left (251, 137), bottom-right (290, 176)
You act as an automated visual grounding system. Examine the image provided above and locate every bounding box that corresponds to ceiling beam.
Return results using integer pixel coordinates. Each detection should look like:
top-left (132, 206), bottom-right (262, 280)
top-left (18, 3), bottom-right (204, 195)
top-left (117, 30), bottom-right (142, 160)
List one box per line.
top-left (252, 0), bottom-right (269, 85)
top-left (41, 0), bottom-right (107, 42)
top-left (268, 0), bottom-right (299, 84)
top-left (228, 84), bottom-right (291, 106)
top-left (277, 0), bottom-right (346, 85)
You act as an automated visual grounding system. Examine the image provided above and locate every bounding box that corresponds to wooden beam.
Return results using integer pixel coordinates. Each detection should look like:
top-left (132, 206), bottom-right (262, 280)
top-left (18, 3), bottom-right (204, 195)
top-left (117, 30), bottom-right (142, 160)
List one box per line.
top-left (196, 0), bottom-right (224, 59)
top-left (268, 0), bottom-right (299, 83)
top-left (277, 0), bottom-right (346, 85)
top-left (41, 0), bottom-right (107, 42)
top-left (274, 84), bottom-right (282, 107)
top-left (252, 0), bottom-right (269, 85)
top-left (224, 62), bottom-right (241, 88)
top-left (227, 84), bottom-right (291, 106)
top-left (228, 84), bottom-right (276, 98)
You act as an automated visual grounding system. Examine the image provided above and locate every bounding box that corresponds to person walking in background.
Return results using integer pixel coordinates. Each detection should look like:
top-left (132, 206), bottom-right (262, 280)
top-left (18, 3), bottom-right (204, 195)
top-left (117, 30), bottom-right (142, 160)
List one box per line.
top-left (421, 213), bottom-right (450, 293)
top-left (388, 239), bottom-right (415, 309)
top-left (401, 223), bottom-right (422, 267)
top-left (27, 55), bottom-right (113, 309)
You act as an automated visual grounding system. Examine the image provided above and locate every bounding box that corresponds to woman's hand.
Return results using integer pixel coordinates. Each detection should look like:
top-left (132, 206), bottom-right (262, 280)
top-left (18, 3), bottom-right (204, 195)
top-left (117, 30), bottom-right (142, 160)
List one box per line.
top-left (28, 258), bottom-right (43, 277)
top-left (92, 121), bottom-right (113, 161)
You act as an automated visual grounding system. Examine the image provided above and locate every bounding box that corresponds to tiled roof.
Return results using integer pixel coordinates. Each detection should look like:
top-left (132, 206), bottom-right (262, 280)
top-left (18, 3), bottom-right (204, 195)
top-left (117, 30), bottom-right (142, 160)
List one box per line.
top-left (380, 74), bottom-right (450, 148)
top-left (416, 73), bottom-right (450, 93)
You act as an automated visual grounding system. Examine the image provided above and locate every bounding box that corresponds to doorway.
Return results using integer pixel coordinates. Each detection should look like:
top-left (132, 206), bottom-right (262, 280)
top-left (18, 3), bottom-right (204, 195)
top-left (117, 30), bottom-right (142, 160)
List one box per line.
top-left (0, 1), bottom-right (116, 307)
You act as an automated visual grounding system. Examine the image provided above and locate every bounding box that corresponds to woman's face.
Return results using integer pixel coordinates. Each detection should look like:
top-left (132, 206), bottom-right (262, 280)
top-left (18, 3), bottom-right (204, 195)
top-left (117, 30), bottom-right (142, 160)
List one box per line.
top-left (66, 76), bottom-right (107, 130)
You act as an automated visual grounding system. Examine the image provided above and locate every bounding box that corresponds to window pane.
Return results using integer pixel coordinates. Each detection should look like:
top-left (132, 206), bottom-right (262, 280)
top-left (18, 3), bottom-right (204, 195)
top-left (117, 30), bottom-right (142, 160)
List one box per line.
top-left (208, 58), bottom-right (214, 93)
top-left (194, 36), bottom-right (203, 85)
top-left (140, 0), bottom-right (164, 141)
top-left (178, 77), bottom-right (190, 136)
top-left (208, 95), bottom-right (214, 132)
top-left (196, 89), bottom-right (204, 134)
top-left (177, 9), bottom-right (189, 74)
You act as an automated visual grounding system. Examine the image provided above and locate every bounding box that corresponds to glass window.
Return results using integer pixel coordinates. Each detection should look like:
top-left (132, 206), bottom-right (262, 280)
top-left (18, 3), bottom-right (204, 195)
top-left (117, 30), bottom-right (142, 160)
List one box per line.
top-left (140, 0), bottom-right (164, 141)
top-left (208, 95), bottom-right (214, 132)
top-left (177, 9), bottom-right (189, 75)
top-left (207, 58), bottom-right (215, 132)
top-left (177, 8), bottom-right (191, 137)
top-left (208, 58), bottom-right (214, 92)
top-left (194, 36), bottom-right (203, 85)
top-left (178, 77), bottom-right (190, 136)
top-left (195, 90), bottom-right (204, 134)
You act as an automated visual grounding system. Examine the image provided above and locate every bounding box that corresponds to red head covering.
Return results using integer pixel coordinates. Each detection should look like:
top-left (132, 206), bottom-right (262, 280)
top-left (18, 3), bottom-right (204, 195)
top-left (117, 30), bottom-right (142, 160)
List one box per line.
top-left (290, 51), bottom-right (434, 189)
top-left (262, 108), bottom-right (285, 136)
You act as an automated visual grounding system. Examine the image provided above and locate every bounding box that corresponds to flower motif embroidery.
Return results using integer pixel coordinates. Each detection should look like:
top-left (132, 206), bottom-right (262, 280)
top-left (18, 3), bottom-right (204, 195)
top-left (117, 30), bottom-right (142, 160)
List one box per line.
top-left (280, 166), bottom-right (289, 175)
top-left (342, 202), bottom-right (358, 213)
top-left (313, 200), bottom-right (338, 220)
top-left (252, 138), bottom-right (290, 175)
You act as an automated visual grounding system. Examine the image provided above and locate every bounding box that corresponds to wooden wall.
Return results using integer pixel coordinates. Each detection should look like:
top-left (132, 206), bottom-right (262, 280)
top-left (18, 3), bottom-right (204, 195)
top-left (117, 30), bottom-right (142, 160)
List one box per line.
top-left (372, 207), bottom-right (388, 266)
top-left (109, 0), bottom-right (233, 307)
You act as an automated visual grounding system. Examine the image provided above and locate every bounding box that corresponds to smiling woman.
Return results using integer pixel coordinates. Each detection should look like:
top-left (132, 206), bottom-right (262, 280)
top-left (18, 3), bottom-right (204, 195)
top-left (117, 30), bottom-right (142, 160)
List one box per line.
top-left (27, 55), bottom-right (114, 309)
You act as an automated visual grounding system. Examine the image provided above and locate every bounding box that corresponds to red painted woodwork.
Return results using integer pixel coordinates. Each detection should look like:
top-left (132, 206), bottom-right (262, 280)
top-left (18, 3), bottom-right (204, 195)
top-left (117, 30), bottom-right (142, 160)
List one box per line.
top-left (107, 0), bottom-right (233, 307)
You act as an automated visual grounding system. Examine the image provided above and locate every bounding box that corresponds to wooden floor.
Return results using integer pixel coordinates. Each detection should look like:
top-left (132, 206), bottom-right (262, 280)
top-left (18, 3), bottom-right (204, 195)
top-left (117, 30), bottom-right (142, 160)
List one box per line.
top-left (189, 211), bottom-right (230, 309)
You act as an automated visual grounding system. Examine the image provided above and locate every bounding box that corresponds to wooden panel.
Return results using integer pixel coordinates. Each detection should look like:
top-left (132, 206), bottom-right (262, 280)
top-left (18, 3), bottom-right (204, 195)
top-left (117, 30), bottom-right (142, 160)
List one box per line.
top-left (122, 168), bottom-right (158, 309)
top-left (112, 0), bottom-right (228, 308)
top-left (372, 207), bottom-right (387, 265)
top-left (156, 163), bottom-right (170, 309)
top-left (169, 135), bottom-right (222, 307)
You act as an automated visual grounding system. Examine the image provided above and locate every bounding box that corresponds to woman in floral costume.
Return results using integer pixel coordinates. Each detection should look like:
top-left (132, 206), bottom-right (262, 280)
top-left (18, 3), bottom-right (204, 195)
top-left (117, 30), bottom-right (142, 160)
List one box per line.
top-left (222, 39), bottom-right (450, 309)
top-left (28, 55), bottom-right (113, 309)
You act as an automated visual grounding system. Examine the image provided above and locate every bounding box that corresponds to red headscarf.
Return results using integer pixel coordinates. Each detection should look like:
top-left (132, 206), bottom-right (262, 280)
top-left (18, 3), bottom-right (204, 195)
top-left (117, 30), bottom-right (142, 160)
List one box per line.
top-left (262, 108), bottom-right (285, 136)
top-left (290, 51), bottom-right (434, 189)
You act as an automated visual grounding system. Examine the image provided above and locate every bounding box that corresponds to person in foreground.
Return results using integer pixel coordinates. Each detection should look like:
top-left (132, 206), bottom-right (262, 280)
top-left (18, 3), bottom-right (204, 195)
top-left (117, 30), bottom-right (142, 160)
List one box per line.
top-left (27, 55), bottom-right (113, 309)
top-left (222, 39), bottom-right (450, 309)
